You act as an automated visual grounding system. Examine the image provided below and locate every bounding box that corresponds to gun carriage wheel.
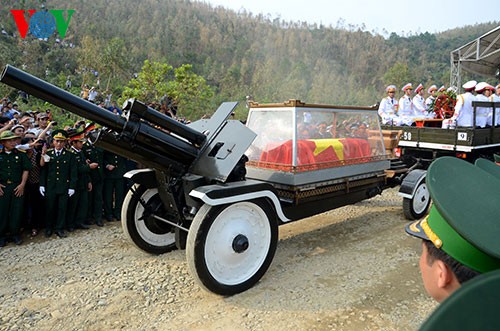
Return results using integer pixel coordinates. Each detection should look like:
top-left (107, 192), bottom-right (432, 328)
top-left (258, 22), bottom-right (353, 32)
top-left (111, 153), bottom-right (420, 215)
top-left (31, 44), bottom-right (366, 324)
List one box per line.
top-left (402, 180), bottom-right (431, 220)
top-left (186, 199), bottom-right (278, 296)
top-left (121, 184), bottom-right (177, 254)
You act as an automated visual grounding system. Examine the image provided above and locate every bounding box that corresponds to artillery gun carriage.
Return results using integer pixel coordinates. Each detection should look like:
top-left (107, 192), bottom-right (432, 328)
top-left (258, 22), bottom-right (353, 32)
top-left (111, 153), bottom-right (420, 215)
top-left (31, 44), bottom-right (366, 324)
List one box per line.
top-left (1, 65), bottom-right (399, 295)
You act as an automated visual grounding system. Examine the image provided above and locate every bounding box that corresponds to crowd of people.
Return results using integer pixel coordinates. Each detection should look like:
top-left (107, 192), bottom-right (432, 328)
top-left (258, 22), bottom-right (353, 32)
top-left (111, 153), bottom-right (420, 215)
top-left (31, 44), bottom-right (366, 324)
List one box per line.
top-left (297, 119), bottom-right (370, 140)
top-left (0, 99), bottom-right (132, 247)
top-left (378, 81), bottom-right (500, 127)
top-left (0, 67), bottom-right (193, 248)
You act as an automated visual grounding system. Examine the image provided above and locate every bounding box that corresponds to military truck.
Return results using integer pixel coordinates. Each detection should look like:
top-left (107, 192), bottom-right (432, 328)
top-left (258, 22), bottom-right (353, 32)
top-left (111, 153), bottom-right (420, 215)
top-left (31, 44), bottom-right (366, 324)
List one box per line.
top-left (381, 25), bottom-right (500, 220)
top-left (382, 101), bottom-right (500, 220)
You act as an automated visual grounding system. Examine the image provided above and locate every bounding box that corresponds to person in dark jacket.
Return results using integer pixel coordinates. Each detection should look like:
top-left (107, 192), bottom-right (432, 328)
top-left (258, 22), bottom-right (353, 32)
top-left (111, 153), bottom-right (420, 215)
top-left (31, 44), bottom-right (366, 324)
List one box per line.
top-left (0, 131), bottom-right (31, 247)
top-left (39, 130), bottom-right (77, 238)
top-left (66, 131), bottom-right (98, 232)
top-left (103, 151), bottom-right (127, 222)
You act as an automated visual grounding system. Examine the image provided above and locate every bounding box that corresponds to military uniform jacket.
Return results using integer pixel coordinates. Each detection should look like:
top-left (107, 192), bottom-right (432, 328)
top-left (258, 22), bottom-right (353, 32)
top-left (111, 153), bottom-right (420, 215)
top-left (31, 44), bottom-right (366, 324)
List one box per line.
top-left (425, 96), bottom-right (435, 109)
top-left (83, 142), bottom-right (104, 182)
top-left (398, 96), bottom-right (415, 117)
top-left (0, 149), bottom-right (32, 185)
top-left (378, 96), bottom-right (399, 124)
top-left (453, 92), bottom-right (476, 127)
top-left (71, 147), bottom-right (91, 190)
top-left (412, 95), bottom-right (426, 116)
top-left (103, 151), bottom-right (127, 179)
top-left (492, 94), bottom-right (500, 126)
top-left (40, 148), bottom-right (77, 194)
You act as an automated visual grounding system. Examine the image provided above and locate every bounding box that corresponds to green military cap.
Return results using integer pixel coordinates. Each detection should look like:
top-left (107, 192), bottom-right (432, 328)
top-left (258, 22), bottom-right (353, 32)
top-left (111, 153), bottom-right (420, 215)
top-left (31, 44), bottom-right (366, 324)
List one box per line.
top-left (0, 130), bottom-right (20, 141)
top-left (419, 269), bottom-right (500, 331)
top-left (52, 129), bottom-right (68, 141)
top-left (475, 158), bottom-right (500, 180)
top-left (494, 154), bottom-right (500, 163)
top-left (406, 157), bottom-right (500, 273)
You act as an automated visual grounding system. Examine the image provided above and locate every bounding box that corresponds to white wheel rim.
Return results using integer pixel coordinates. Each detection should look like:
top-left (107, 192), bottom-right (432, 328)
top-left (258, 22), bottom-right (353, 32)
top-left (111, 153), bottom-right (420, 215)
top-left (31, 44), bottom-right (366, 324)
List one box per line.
top-left (134, 188), bottom-right (175, 246)
top-left (413, 183), bottom-right (430, 214)
top-left (204, 202), bottom-right (271, 285)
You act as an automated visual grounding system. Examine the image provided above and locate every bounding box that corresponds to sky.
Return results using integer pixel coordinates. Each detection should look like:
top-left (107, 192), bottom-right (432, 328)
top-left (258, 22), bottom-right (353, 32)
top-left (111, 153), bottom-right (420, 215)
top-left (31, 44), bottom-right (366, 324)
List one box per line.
top-left (203, 0), bottom-right (500, 36)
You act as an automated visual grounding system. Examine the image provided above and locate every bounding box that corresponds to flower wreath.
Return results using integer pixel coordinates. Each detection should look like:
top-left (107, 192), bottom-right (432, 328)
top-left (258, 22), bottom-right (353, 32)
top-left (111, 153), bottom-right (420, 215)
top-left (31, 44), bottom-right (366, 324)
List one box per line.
top-left (429, 91), bottom-right (457, 119)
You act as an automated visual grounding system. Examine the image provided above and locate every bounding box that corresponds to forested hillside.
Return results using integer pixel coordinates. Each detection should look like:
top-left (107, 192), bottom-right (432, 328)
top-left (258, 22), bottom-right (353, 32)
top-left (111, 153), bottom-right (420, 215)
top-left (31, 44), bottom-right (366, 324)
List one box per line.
top-left (0, 0), bottom-right (498, 118)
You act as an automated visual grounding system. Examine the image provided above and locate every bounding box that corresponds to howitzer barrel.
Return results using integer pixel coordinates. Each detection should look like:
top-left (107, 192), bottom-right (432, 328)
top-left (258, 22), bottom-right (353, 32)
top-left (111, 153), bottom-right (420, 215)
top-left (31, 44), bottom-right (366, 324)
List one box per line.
top-left (123, 99), bottom-right (206, 147)
top-left (120, 119), bottom-right (199, 164)
top-left (1, 65), bottom-right (125, 130)
top-left (0, 65), bottom-right (200, 167)
top-left (90, 129), bottom-right (186, 174)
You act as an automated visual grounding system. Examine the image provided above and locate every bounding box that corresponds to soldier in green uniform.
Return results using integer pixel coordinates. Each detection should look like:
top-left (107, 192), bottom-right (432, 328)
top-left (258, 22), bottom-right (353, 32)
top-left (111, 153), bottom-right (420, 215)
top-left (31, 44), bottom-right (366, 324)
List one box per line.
top-left (0, 131), bottom-right (32, 247)
top-left (405, 157), bottom-right (500, 303)
top-left (66, 131), bottom-right (98, 232)
top-left (82, 124), bottom-right (105, 227)
top-left (39, 130), bottom-right (77, 238)
top-left (419, 269), bottom-right (500, 331)
top-left (103, 151), bottom-right (127, 222)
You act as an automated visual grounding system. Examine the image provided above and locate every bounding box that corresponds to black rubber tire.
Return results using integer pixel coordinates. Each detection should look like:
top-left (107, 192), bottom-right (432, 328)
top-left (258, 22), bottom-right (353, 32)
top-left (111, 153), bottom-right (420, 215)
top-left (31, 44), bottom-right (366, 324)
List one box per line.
top-left (402, 181), bottom-right (431, 220)
top-left (121, 184), bottom-right (177, 254)
top-left (186, 199), bottom-right (278, 296)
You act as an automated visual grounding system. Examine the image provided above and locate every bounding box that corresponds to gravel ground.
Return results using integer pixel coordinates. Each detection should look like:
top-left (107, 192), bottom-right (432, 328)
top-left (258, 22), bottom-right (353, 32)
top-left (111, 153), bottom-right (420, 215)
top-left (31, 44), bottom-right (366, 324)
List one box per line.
top-left (0, 187), bottom-right (437, 330)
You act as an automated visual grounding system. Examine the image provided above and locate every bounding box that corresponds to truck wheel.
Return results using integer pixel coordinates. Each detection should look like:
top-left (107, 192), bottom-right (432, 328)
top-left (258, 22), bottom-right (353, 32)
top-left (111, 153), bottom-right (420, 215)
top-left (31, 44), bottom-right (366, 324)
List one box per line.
top-left (121, 184), bottom-right (177, 254)
top-left (186, 199), bottom-right (278, 296)
top-left (402, 180), bottom-right (431, 220)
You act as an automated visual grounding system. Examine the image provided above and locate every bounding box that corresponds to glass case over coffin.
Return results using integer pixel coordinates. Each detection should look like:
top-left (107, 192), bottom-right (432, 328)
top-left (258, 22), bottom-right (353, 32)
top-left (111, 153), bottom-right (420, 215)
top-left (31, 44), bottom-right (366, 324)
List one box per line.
top-left (246, 105), bottom-right (387, 172)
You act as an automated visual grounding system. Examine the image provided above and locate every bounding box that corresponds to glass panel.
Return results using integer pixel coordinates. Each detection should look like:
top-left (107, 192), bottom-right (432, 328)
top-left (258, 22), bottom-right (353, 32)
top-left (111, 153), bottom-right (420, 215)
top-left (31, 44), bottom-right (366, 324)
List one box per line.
top-left (245, 109), bottom-right (293, 164)
top-left (247, 107), bottom-right (386, 172)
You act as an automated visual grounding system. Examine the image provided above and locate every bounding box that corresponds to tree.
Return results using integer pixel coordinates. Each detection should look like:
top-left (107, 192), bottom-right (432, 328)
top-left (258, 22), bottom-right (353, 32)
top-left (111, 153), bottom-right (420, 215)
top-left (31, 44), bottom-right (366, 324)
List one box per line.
top-left (120, 60), bottom-right (172, 103)
top-left (382, 62), bottom-right (414, 90)
top-left (120, 61), bottom-right (214, 120)
top-left (168, 64), bottom-right (215, 119)
top-left (101, 38), bottom-right (129, 91)
top-left (76, 36), bottom-right (103, 88)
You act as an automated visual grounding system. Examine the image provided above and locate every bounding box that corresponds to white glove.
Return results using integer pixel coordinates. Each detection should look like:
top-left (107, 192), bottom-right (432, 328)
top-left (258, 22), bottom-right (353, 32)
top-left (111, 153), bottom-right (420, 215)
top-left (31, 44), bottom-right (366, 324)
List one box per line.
top-left (68, 189), bottom-right (75, 197)
top-left (39, 186), bottom-right (45, 196)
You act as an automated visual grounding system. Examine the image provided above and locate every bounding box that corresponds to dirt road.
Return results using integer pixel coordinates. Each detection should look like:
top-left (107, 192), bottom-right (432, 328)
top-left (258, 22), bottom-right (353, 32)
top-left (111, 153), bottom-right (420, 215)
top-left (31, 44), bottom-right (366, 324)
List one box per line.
top-left (0, 188), bottom-right (436, 330)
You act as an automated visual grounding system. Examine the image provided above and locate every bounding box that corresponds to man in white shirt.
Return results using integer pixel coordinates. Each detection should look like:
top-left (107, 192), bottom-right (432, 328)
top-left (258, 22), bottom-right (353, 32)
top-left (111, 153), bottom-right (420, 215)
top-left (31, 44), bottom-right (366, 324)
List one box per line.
top-left (378, 85), bottom-right (402, 125)
top-left (452, 81), bottom-right (477, 127)
top-left (88, 87), bottom-right (98, 103)
top-left (474, 82), bottom-right (494, 128)
top-left (425, 85), bottom-right (437, 111)
top-left (493, 84), bottom-right (500, 127)
top-left (398, 83), bottom-right (415, 126)
top-left (413, 83), bottom-right (427, 118)
top-left (494, 84), bottom-right (500, 101)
